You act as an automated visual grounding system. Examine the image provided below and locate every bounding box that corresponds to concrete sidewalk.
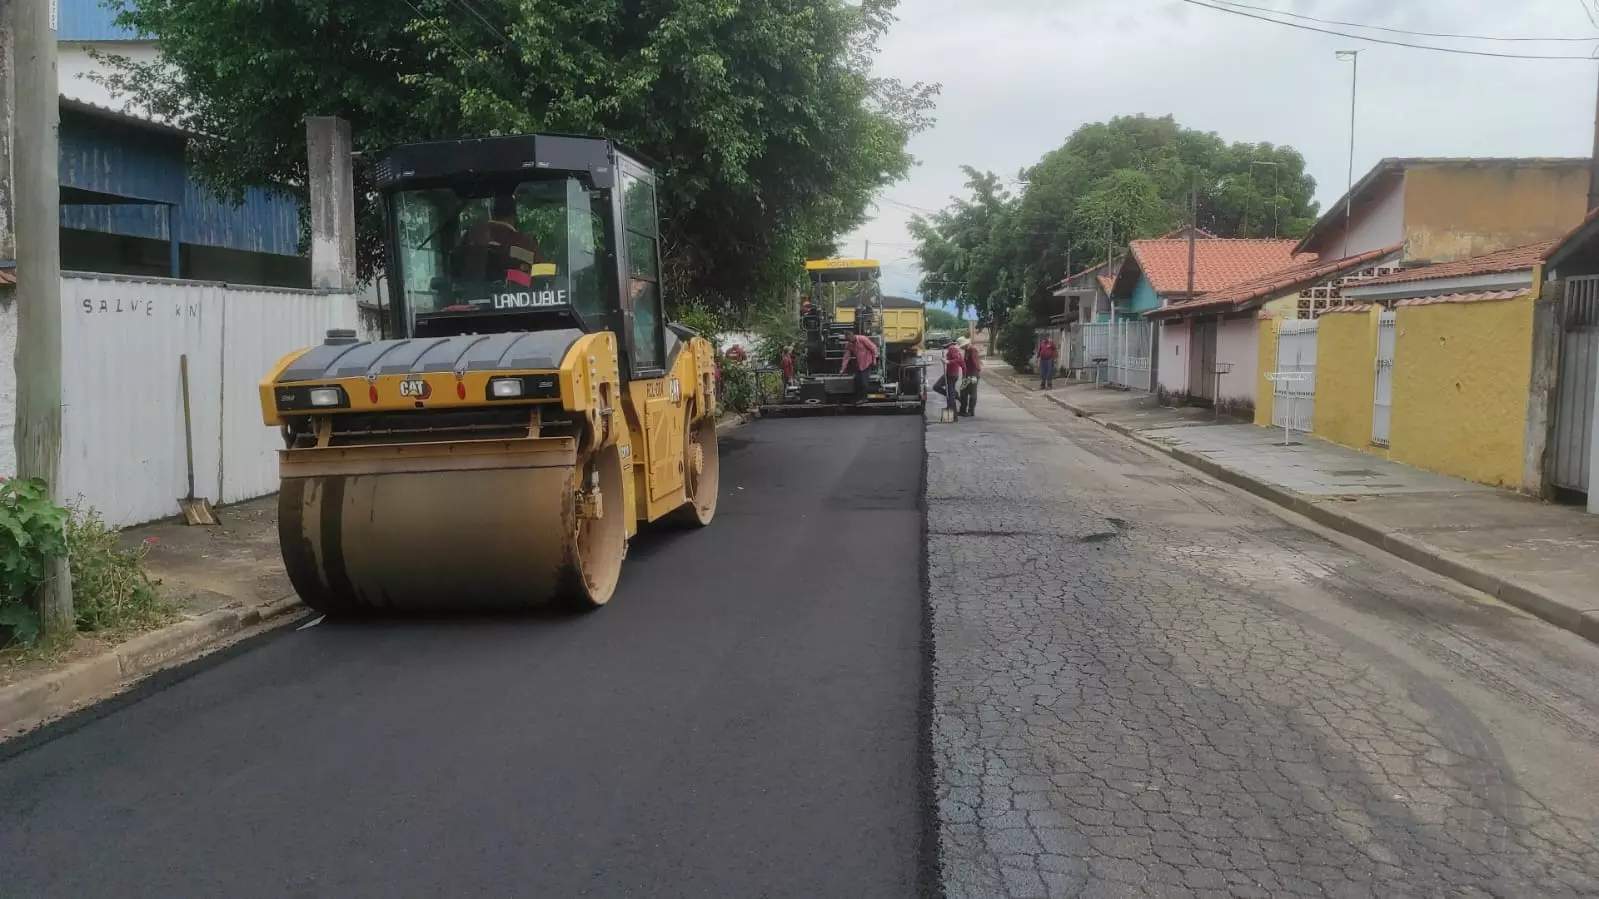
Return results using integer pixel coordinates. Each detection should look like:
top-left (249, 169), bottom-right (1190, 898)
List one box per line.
top-left (993, 365), bottom-right (1599, 644)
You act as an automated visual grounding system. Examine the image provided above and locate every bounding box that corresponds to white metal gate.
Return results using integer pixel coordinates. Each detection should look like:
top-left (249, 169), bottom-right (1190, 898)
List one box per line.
top-left (1081, 321), bottom-right (1153, 392)
top-left (1372, 310), bottom-right (1396, 447)
top-left (1551, 276), bottom-right (1599, 492)
top-left (1272, 319), bottom-right (1318, 433)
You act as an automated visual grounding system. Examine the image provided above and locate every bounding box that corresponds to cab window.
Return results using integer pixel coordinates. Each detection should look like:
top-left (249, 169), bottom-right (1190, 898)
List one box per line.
top-left (622, 170), bottom-right (663, 372)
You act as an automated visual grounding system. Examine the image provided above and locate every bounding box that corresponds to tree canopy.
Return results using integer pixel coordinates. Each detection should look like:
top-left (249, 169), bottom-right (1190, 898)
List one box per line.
top-left (105, 0), bottom-right (937, 313)
top-left (924, 305), bottom-right (962, 331)
top-left (911, 115), bottom-right (1320, 327)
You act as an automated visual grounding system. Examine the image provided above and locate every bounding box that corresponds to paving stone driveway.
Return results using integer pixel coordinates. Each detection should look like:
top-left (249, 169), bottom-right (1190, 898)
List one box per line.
top-left (926, 380), bottom-right (1599, 899)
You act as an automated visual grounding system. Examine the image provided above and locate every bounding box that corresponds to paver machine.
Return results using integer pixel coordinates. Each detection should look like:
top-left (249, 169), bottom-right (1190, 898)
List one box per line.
top-left (760, 258), bottom-right (926, 415)
top-left (259, 134), bottom-right (719, 614)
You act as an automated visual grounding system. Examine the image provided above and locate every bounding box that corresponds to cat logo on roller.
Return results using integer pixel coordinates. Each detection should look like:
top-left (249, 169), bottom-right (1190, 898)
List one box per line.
top-left (260, 132), bottom-right (720, 617)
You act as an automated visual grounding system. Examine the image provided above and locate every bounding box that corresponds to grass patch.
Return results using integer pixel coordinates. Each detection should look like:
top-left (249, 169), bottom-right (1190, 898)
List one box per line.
top-left (66, 506), bottom-right (176, 637)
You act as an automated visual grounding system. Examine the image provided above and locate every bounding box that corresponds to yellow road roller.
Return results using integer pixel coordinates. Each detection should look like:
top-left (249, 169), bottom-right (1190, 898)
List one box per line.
top-left (259, 134), bottom-right (719, 614)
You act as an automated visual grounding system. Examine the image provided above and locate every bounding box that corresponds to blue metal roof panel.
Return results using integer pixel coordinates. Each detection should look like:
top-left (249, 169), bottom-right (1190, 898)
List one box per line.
top-left (57, 0), bottom-right (143, 41)
top-left (59, 108), bottom-right (185, 203)
top-left (61, 203), bottom-right (168, 241)
top-left (182, 183), bottom-right (302, 257)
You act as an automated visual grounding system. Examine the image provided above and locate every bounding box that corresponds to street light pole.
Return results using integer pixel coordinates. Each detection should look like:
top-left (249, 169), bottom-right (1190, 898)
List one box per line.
top-left (1337, 49), bottom-right (1362, 259)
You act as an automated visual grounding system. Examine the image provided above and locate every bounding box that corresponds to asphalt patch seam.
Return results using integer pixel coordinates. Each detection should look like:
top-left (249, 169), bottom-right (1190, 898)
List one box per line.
top-left (917, 415), bottom-right (946, 899)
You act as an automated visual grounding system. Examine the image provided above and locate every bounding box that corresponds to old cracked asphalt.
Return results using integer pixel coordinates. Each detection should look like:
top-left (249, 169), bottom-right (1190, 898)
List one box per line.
top-left (929, 377), bottom-right (1599, 899)
top-left (0, 415), bottom-right (929, 898)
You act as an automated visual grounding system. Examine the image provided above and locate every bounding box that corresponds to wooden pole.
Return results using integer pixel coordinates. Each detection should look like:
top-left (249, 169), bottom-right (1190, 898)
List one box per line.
top-left (12, 0), bottom-right (74, 635)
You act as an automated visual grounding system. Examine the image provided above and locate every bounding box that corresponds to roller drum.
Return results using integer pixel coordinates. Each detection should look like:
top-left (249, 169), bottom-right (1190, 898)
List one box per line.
top-left (278, 445), bottom-right (626, 614)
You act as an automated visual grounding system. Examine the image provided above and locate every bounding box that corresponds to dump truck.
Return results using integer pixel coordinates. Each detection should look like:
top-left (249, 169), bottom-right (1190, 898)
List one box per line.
top-left (259, 134), bottom-right (719, 614)
top-left (761, 258), bottom-right (926, 414)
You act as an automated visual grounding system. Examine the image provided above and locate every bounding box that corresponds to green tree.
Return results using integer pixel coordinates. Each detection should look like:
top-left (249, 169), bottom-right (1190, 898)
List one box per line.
top-left (924, 305), bottom-right (962, 331)
top-left (103, 0), bottom-right (938, 313)
top-left (908, 167), bottom-right (1018, 334)
top-left (930, 114), bottom-right (1320, 325)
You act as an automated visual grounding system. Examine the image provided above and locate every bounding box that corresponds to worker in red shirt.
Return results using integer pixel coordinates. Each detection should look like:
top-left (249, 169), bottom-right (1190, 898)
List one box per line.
top-left (1037, 335), bottom-right (1058, 390)
top-left (779, 345), bottom-right (796, 389)
top-left (935, 339), bottom-right (964, 418)
top-left (957, 338), bottom-right (983, 417)
top-left (840, 332), bottom-right (879, 404)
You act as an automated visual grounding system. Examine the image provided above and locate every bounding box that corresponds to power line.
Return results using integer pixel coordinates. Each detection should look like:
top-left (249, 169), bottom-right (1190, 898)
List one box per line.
top-left (1176, 0), bottom-right (1599, 60)
top-left (1576, 0), bottom-right (1599, 30)
top-left (874, 196), bottom-right (940, 215)
top-left (398, 0), bottom-right (505, 80)
top-left (451, 0), bottom-right (513, 47)
top-left (1211, 0), bottom-right (1599, 43)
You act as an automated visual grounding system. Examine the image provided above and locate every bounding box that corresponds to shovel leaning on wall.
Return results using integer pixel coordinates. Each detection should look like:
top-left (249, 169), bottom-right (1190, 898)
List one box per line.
top-left (177, 354), bottom-right (218, 526)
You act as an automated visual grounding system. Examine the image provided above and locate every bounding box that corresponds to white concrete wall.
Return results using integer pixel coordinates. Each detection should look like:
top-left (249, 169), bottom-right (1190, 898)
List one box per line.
top-left (1158, 320), bottom-right (1188, 395)
top-left (2, 275), bottom-right (357, 527)
top-left (0, 300), bottom-right (15, 477)
top-left (1215, 317), bottom-right (1258, 406)
top-left (1316, 178), bottom-right (1406, 262)
top-left (58, 42), bottom-right (164, 115)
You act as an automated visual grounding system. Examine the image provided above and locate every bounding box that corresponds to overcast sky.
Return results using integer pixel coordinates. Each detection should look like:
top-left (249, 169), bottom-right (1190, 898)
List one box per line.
top-left (847, 0), bottom-right (1599, 299)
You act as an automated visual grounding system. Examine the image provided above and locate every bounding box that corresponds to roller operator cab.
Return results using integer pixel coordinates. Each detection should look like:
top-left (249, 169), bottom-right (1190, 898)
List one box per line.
top-left (260, 134), bottom-right (719, 615)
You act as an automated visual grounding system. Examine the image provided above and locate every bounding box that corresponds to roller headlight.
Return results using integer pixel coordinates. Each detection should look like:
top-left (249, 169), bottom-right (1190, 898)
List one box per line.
top-left (490, 378), bottom-right (525, 398)
top-left (308, 387), bottom-right (343, 407)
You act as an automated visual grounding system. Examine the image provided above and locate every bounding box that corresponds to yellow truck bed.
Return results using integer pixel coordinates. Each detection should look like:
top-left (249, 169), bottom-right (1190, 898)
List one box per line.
top-left (834, 304), bottom-right (924, 347)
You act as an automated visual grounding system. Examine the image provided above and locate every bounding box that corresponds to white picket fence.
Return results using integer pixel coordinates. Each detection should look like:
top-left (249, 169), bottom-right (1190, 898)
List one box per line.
top-left (2, 273), bottom-right (359, 527)
top-left (1081, 321), bottom-right (1154, 392)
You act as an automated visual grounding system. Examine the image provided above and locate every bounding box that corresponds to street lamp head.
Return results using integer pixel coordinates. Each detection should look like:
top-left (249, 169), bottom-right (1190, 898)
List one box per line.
top-left (1336, 49), bottom-right (1361, 61)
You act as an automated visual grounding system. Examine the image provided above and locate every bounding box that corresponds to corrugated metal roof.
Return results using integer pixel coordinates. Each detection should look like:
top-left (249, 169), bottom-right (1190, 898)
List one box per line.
top-left (57, 0), bottom-right (145, 42)
top-left (56, 100), bottom-right (302, 257)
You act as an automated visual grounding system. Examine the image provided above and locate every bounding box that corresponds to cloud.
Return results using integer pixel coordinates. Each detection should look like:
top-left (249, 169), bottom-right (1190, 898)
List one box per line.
top-left (847, 0), bottom-right (1597, 297)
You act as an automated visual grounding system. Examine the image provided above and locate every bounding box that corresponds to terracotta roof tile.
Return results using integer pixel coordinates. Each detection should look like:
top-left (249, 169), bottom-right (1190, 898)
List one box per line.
top-left (1319, 303), bottom-right (1376, 315)
top-left (1394, 289), bottom-right (1527, 307)
top-left (1096, 274), bottom-right (1115, 295)
top-left (1150, 244), bottom-right (1403, 319)
top-left (1128, 238), bottom-right (1309, 297)
top-left (1358, 241), bottom-right (1555, 286)
top-left (0, 269), bottom-right (12, 287)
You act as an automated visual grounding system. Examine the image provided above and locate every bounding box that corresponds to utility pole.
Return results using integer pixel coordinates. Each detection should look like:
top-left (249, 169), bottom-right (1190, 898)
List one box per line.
top-left (1186, 175), bottom-right (1198, 299)
top-left (863, 239), bottom-right (869, 260)
top-left (1589, 61), bottom-right (1599, 212)
top-left (1337, 50), bottom-right (1362, 258)
top-left (13, 0), bottom-right (74, 636)
top-left (0, 0), bottom-right (14, 267)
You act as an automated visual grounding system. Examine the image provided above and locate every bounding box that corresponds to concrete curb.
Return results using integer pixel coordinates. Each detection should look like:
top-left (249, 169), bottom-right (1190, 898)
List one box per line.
top-left (716, 410), bottom-right (758, 433)
top-left (1030, 388), bottom-right (1599, 647)
top-left (0, 596), bottom-right (305, 738)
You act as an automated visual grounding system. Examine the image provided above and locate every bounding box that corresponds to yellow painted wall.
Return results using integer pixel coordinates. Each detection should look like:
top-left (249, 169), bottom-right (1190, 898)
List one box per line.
top-left (1403, 164), bottom-right (1589, 263)
top-left (1388, 295), bottom-right (1534, 487)
top-left (1254, 315), bottom-right (1279, 427)
top-left (1311, 307), bottom-right (1384, 453)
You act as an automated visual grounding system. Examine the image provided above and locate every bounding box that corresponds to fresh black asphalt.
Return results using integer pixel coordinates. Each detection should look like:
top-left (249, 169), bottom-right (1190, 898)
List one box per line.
top-left (0, 414), bottom-right (930, 898)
